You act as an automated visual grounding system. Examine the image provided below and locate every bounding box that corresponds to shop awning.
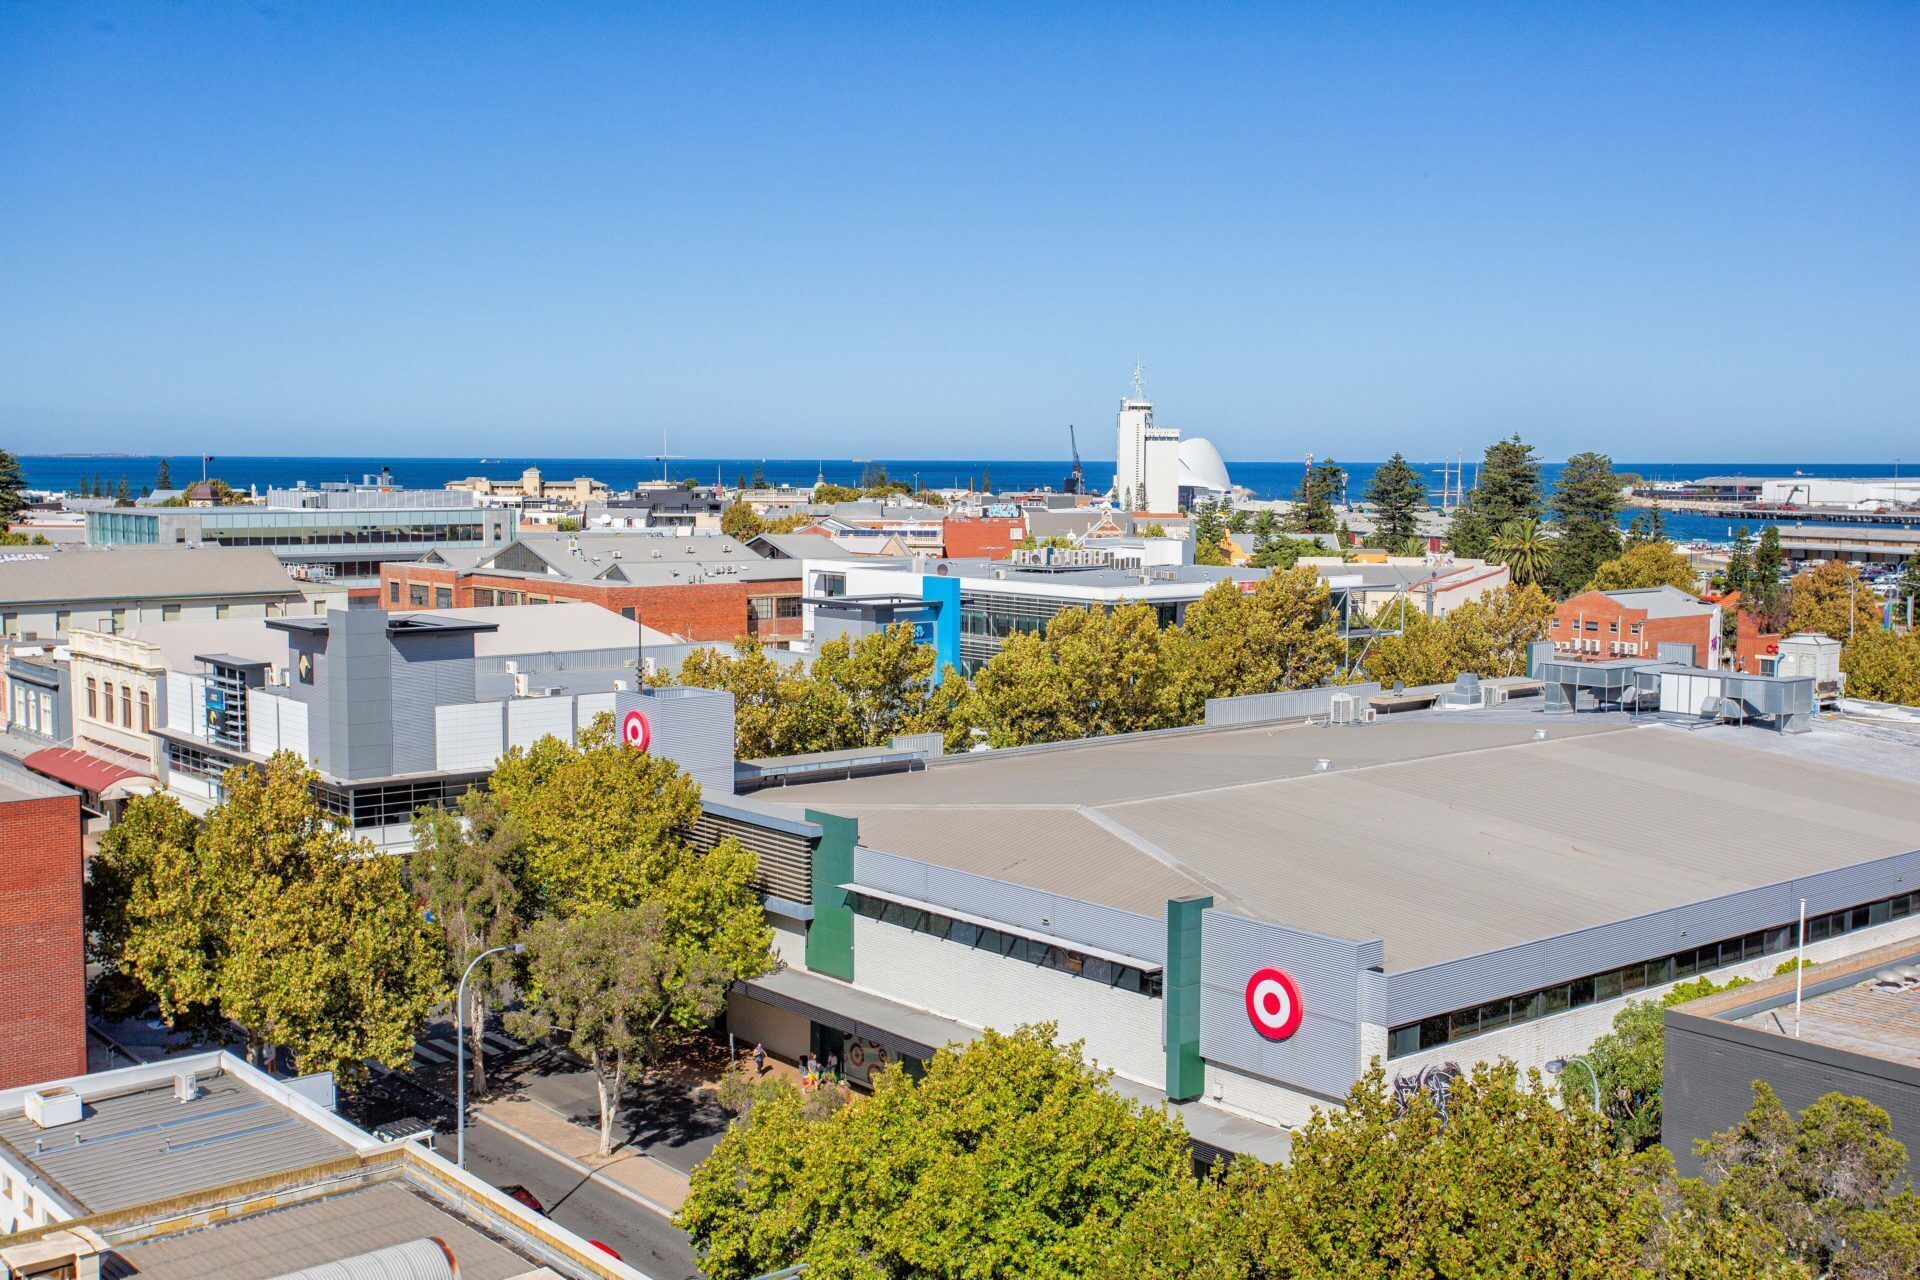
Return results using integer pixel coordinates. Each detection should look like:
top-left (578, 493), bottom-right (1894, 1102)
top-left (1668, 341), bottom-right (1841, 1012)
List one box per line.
top-left (22, 748), bottom-right (143, 795)
top-left (841, 883), bottom-right (1163, 972)
top-left (733, 966), bottom-right (980, 1061)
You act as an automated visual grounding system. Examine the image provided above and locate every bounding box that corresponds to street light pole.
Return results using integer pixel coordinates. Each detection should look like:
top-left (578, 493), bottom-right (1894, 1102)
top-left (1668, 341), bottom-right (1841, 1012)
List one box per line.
top-left (1546, 1055), bottom-right (1600, 1113)
top-left (456, 942), bottom-right (524, 1169)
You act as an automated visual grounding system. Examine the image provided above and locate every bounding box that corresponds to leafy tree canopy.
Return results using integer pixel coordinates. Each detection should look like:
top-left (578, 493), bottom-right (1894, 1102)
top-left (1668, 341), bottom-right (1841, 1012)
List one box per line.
top-left (681, 1025), bottom-right (1193, 1280)
top-left (1590, 541), bottom-right (1699, 593)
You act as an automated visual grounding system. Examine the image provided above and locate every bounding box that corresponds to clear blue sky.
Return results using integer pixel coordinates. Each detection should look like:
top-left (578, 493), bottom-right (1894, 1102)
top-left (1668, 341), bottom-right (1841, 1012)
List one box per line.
top-left (2, 2), bottom-right (1915, 462)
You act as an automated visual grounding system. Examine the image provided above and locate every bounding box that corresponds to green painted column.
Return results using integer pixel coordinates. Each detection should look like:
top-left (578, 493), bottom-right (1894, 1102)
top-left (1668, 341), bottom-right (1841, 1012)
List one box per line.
top-left (804, 810), bottom-right (857, 981)
top-left (1164, 894), bottom-right (1212, 1102)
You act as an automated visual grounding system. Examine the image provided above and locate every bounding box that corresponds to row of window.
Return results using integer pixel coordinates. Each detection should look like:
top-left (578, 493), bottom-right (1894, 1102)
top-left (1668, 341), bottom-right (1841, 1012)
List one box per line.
top-left (849, 891), bottom-right (1164, 997)
top-left (1555, 618), bottom-right (1646, 634)
top-left (85, 675), bottom-right (151, 732)
top-left (1387, 889), bottom-right (1920, 1058)
top-left (315, 776), bottom-right (478, 829)
top-left (389, 581), bottom-right (456, 608)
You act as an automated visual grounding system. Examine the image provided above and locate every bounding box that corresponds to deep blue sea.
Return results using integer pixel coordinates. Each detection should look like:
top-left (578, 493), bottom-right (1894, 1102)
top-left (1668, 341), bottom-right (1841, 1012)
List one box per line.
top-left (19, 455), bottom-right (1911, 545)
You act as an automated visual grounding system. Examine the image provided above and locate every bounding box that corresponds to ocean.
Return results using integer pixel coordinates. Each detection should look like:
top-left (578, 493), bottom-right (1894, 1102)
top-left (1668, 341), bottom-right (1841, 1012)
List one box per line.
top-left (18, 455), bottom-right (1911, 546)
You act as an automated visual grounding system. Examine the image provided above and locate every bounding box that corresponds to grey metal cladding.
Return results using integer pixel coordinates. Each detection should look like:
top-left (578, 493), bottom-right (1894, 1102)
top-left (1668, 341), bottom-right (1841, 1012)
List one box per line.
top-left (1384, 847), bottom-right (1920, 1027)
top-left (1199, 908), bottom-right (1378, 1098)
top-left (853, 847), bottom-right (1166, 963)
top-left (1204, 683), bottom-right (1383, 728)
top-left (388, 634), bottom-right (477, 777)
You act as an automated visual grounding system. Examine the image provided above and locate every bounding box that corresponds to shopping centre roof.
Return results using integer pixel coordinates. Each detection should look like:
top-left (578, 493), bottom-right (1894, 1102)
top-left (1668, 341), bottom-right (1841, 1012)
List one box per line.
top-left (790, 714), bottom-right (1920, 970)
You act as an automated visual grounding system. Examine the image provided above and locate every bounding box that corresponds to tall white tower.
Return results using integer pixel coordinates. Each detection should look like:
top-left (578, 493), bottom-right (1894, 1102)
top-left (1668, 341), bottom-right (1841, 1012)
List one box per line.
top-left (1112, 364), bottom-right (1180, 512)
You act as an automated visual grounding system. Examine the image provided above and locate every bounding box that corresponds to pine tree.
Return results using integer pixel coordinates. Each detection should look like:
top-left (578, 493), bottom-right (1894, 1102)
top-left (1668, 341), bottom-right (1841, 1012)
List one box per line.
top-left (0, 450), bottom-right (27, 526)
top-left (1753, 526), bottom-right (1787, 625)
top-left (155, 457), bottom-right (173, 490)
top-left (1546, 452), bottom-right (1622, 597)
top-left (1446, 435), bottom-right (1543, 559)
top-left (115, 474), bottom-right (131, 503)
top-left (1363, 453), bottom-right (1426, 548)
top-left (1191, 501), bottom-right (1228, 566)
top-left (1897, 553), bottom-right (1920, 627)
top-left (1723, 526), bottom-right (1755, 599)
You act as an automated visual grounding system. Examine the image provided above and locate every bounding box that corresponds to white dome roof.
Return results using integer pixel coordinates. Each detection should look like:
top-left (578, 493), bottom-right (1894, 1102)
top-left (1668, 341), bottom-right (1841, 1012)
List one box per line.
top-left (1177, 437), bottom-right (1231, 493)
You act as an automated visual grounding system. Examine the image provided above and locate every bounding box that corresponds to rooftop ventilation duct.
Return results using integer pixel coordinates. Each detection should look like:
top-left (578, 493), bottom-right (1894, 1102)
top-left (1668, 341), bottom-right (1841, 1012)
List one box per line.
top-left (1314, 758), bottom-right (1332, 772)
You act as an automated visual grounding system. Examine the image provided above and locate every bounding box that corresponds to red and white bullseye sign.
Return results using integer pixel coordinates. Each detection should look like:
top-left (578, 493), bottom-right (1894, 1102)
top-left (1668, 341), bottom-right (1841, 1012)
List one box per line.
top-left (1244, 967), bottom-right (1304, 1041)
top-left (620, 709), bottom-right (652, 753)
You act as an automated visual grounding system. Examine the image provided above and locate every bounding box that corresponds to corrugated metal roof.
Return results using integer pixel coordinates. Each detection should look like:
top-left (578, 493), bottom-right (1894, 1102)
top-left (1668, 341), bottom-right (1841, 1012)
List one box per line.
top-left (785, 719), bottom-right (1920, 970)
top-left (0, 547), bottom-right (299, 608)
top-left (109, 1180), bottom-right (539, 1280)
top-left (0, 1071), bottom-right (352, 1214)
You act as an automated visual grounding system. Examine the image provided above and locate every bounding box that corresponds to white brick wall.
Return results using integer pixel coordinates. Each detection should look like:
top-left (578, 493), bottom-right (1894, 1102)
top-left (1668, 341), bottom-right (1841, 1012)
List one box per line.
top-left (850, 915), bottom-right (1165, 1086)
top-left (1204, 1062), bottom-right (1327, 1128)
top-left (768, 914), bottom-right (807, 969)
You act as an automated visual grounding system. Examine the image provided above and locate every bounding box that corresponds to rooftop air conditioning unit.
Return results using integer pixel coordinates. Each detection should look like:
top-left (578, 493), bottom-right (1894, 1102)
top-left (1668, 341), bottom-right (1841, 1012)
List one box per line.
top-left (24, 1086), bottom-right (82, 1129)
top-left (1481, 685), bottom-right (1508, 708)
top-left (1329, 692), bottom-right (1362, 725)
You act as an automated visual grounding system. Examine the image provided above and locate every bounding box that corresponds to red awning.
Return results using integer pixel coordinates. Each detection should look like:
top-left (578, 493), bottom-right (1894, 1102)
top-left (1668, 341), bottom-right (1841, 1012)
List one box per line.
top-left (22, 748), bottom-right (143, 795)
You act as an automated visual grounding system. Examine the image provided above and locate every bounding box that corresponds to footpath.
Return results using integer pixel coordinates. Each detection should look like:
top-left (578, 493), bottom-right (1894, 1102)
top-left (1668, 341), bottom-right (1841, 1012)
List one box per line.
top-left (475, 1094), bottom-right (692, 1216)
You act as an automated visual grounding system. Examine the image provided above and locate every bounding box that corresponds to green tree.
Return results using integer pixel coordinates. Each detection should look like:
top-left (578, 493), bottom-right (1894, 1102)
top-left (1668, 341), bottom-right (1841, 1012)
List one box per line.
top-left (1102, 1062), bottom-right (1658, 1280)
top-left (118, 754), bottom-right (446, 1079)
top-left (1139, 522), bottom-right (1167, 538)
top-left (1490, 516), bottom-right (1555, 585)
top-left (85, 791), bottom-right (199, 1019)
top-left (720, 501), bottom-right (767, 540)
top-left (676, 638), bottom-right (850, 759)
top-left (1288, 460), bottom-right (1344, 533)
top-left (808, 623), bottom-right (965, 750)
top-left (1159, 570), bottom-right (1345, 723)
top-left (1841, 628), bottom-right (1920, 704)
top-left (512, 896), bottom-right (767, 1155)
top-left (1250, 532), bottom-right (1327, 571)
top-left (0, 449), bottom-right (28, 527)
top-left (114, 474), bottom-right (131, 503)
top-left (1689, 1083), bottom-right (1914, 1276)
top-left (680, 1024), bottom-right (1192, 1280)
top-left (1364, 583), bottom-right (1554, 688)
top-left (1722, 526), bottom-right (1755, 599)
top-left (1547, 451), bottom-right (1624, 596)
top-left (1563, 975), bottom-right (1751, 1151)
top-left (1446, 435), bottom-right (1544, 559)
top-left (1752, 526), bottom-right (1788, 626)
top-left (487, 715), bottom-right (709, 916)
top-left (554, 516), bottom-right (581, 532)
top-left (1787, 560), bottom-right (1878, 643)
top-left (1894, 553), bottom-right (1920, 624)
top-left (412, 791), bottom-right (528, 1093)
top-left (970, 604), bottom-right (1170, 747)
top-left (749, 462), bottom-right (769, 488)
top-left (1363, 452), bottom-right (1427, 547)
top-left (155, 457), bottom-right (173, 490)
top-left (1192, 500), bottom-right (1229, 566)
top-left (814, 482), bottom-right (862, 503)
top-left (1590, 541), bottom-right (1699, 593)
top-left (1626, 507), bottom-right (1669, 544)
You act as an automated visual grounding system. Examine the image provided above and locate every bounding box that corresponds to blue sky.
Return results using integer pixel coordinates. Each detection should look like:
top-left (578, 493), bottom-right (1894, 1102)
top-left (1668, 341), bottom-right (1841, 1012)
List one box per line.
top-left (2, 2), bottom-right (1915, 462)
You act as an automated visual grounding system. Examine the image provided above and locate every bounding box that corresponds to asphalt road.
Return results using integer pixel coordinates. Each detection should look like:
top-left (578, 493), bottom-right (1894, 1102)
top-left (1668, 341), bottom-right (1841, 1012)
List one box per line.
top-left (461, 1120), bottom-right (704, 1280)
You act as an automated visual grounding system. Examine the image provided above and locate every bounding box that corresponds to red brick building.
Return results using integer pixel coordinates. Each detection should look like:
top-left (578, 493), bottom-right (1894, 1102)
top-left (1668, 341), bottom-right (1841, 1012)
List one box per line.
top-left (0, 764), bottom-right (86, 1088)
top-left (941, 517), bottom-right (1028, 560)
top-left (380, 532), bottom-right (805, 643)
top-left (1549, 586), bottom-right (1725, 665)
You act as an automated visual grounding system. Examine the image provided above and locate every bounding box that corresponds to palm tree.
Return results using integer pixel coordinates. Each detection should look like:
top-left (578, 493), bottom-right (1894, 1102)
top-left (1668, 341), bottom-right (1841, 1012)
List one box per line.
top-left (1491, 518), bottom-right (1553, 586)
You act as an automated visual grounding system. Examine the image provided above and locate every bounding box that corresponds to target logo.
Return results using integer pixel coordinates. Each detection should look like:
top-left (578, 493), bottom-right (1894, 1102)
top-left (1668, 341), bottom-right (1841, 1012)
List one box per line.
top-left (620, 709), bottom-right (652, 753)
top-left (1244, 967), bottom-right (1304, 1041)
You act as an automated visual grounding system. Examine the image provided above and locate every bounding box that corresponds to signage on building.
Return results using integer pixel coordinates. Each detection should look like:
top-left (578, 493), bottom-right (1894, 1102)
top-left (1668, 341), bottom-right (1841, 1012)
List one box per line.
top-left (841, 1034), bottom-right (895, 1085)
top-left (620, 708), bottom-right (652, 753)
top-left (1244, 966), bottom-right (1304, 1041)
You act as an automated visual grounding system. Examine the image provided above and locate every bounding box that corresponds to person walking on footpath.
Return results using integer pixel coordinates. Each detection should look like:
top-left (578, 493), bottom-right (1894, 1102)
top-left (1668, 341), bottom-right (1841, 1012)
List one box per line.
top-left (825, 1050), bottom-right (839, 1079)
top-left (752, 1042), bottom-right (766, 1075)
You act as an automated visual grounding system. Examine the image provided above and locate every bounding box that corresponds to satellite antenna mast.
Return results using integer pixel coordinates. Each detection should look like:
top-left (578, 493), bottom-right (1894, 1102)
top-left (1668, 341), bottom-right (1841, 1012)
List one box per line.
top-left (643, 430), bottom-right (685, 484)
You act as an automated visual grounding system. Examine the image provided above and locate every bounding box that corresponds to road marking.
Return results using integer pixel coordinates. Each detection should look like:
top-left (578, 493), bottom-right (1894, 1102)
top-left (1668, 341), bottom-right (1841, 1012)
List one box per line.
top-left (471, 1110), bottom-right (679, 1222)
top-left (482, 1033), bottom-right (521, 1054)
top-left (413, 1042), bottom-right (451, 1065)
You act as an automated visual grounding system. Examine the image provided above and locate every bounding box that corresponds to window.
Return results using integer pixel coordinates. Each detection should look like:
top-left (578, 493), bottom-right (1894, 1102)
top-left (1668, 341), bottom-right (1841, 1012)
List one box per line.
top-left (54, 610), bottom-right (70, 633)
top-left (111, 607), bottom-right (128, 633)
top-left (849, 892), bottom-right (1162, 998)
top-left (409, 584), bottom-right (428, 606)
top-left (473, 589), bottom-right (496, 607)
top-left (1, 613), bottom-right (13, 637)
top-left (139, 689), bottom-right (151, 732)
top-left (388, 581), bottom-right (400, 604)
top-left (620, 606), bottom-right (635, 620)
top-left (121, 684), bottom-right (133, 726)
top-left (216, 604), bottom-right (232, 620)
top-left (162, 603), bottom-right (181, 621)
top-left (1387, 886), bottom-right (1920, 1058)
top-left (820, 573), bottom-right (847, 599)
top-left (434, 587), bottom-right (452, 608)
top-left (86, 676), bottom-right (97, 719)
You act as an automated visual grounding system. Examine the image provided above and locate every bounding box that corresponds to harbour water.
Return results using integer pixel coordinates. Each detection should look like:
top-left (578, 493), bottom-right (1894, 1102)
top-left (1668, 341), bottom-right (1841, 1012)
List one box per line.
top-left (19, 455), bottom-right (1911, 546)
